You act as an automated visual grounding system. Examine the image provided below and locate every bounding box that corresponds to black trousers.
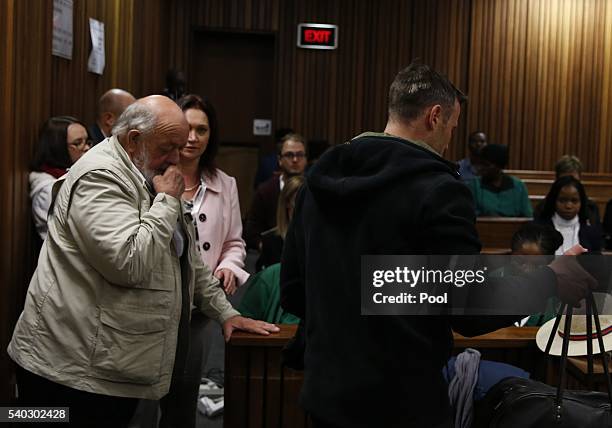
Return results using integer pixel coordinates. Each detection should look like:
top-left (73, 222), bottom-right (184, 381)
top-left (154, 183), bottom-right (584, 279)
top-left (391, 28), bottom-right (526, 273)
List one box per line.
top-left (16, 365), bottom-right (138, 427)
top-left (158, 311), bottom-right (210, 428)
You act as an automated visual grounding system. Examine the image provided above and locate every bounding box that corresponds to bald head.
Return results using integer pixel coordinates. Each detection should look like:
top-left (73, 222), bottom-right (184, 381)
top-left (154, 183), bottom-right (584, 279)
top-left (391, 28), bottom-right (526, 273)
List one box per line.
top-left (97, 89), bottom-right (136, 136)
top-left (113, 95), bottom-right (188, 183)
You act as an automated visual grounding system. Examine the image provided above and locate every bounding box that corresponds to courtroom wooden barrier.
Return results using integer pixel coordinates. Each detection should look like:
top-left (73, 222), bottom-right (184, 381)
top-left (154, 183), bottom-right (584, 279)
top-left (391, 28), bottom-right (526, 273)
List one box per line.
top-left (523, 178), bottom-right (612, 201)
top-left (506, 169), bottom-right (612, 183)
top-left (476, 217), bottom-right (531, 250)
top-left (225, 325), bottom-right (546, 427)
top-left (225, 324), bottom-right (310, 428)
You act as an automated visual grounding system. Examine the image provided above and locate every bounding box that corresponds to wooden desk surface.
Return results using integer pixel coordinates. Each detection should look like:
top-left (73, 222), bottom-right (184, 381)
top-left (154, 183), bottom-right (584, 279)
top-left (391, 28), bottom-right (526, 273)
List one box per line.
top-left (229, 324), bottom-right (538, 349)
top-left (230, 324), bottom-right (298, 346)
top-left (453, 326), bottom-right (538, 348)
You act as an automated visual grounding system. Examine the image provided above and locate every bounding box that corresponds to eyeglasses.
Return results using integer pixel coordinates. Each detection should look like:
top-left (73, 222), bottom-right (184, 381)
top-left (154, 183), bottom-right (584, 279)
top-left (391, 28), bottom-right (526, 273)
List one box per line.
top-left (280, 151), bottom-right (306, 160)
top-left (69, 138), bottom-right (93, 150)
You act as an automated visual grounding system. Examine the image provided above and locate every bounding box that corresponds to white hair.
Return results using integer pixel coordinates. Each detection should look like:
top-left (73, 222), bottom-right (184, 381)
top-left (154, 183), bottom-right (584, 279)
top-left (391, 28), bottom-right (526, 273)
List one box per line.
top-left (111, 102), bottom-right (157, 137)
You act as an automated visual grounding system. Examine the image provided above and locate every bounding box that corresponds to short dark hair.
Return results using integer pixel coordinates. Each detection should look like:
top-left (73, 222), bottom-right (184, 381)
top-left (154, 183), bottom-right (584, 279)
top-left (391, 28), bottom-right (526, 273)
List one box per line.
top-left (511, 223), bottom-right (563, 255)
top-left (540, 176), bottom-right (589, 223)
top-left (177, 94), bottom-right (219, 178)
top-left (277, 133), bottom-right (306, 155)
top-left (480, 144), bottom-right (509, 169)
top-left (555, 155), bottom-right (583, 179)
top-left (31, 116), bottom-right (86, 171)
top-left (388, 62), bottom-right (466, 123)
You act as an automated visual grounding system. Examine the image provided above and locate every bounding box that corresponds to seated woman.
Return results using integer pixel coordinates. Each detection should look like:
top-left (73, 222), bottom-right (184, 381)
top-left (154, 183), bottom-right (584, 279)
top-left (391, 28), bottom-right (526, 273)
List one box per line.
top-left (534, 175), bottom-right (602, 254)
top-left (534, 155), bottom-right (601, 228)
top-left (256, 174), bottom-right (305, 271)
top-left (30, 116), bottom-right (91, 240)
top-left (467, 144), bottom-right (532, 217)
top-left (240, 175), bottom-right (304, 323)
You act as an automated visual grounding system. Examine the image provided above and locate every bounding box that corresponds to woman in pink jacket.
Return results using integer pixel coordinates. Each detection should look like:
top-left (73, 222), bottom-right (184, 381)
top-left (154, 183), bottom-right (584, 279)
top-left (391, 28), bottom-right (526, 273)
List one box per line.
top-left (160, 94), bottom-right (249, 428)
top-left (178, 93), bottom-right (249, 294)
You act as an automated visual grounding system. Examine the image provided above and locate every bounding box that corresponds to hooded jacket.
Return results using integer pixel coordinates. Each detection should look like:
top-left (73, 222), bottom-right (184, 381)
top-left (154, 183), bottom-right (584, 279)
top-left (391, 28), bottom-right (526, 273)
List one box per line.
top-left (280, 132), bottom-right (503, 427)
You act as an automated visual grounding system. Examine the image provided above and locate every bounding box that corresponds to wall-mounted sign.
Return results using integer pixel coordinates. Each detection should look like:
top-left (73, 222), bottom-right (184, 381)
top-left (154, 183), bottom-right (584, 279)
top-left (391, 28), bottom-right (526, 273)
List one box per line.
top-left (52, 0), bottom-right (73, 59)
top-left (297, 23), bottom-right (338, 50)
top-left (253, 119), bottom-right (272, 136)
top-left (87, 18), bottom-right (105, 75)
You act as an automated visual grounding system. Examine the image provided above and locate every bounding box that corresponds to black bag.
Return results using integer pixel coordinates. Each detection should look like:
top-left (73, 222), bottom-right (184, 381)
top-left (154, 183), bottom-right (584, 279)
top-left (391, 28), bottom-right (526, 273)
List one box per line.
top-left (475, 292), bottom-right (612, 427)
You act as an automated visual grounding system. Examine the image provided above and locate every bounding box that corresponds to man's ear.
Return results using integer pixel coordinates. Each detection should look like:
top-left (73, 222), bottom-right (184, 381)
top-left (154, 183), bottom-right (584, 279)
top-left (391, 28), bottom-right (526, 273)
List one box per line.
top-left (125, 129), bottom-right (141, 155)
top-left (426, 104), bottom-right (443, 130)
top-left (102, 112), bottom-right (115, 128)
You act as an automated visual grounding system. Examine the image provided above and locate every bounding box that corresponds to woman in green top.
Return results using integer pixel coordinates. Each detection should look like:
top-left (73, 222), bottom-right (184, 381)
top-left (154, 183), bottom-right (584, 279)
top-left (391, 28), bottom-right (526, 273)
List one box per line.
top-left (467, 144), bottom-right (533, 217)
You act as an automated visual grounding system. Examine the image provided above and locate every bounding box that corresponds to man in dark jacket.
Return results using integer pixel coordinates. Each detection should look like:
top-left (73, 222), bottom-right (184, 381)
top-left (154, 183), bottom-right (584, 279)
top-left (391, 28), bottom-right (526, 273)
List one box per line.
top-left (280, 63), bottom-right (595, 428)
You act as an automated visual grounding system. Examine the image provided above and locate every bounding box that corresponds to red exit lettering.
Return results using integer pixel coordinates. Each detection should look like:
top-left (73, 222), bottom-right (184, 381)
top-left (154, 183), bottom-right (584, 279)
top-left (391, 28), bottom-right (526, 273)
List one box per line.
top-left (304, 29), bottom-right (331, 43)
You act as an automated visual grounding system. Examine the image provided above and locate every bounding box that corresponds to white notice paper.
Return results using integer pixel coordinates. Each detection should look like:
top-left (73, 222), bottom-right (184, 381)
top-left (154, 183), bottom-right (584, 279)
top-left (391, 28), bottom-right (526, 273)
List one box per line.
top-left (88, 18), bottom-right (105, 75)
top-left (52, 0), bottom-right (73, 59)
top-left (253, 119), bottom-right (272, 136)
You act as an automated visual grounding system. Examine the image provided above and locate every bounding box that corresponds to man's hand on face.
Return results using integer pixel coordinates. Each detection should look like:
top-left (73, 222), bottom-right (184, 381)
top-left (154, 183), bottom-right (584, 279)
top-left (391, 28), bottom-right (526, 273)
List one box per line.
top-left (152, 166), bottom-right (185, 199)
top-left (222, 316), bottom-right (280, 342)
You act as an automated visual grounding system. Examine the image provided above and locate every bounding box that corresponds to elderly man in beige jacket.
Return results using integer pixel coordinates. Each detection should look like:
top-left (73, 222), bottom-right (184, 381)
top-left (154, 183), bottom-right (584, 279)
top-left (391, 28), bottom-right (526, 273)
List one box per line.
top-left (8, 96), bottom-right (278, 427)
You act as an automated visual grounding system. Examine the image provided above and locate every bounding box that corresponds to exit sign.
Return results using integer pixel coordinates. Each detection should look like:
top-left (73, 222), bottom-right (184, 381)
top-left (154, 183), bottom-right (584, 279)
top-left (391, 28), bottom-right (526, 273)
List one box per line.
top-left (297, 23), bottom-right (338, 50)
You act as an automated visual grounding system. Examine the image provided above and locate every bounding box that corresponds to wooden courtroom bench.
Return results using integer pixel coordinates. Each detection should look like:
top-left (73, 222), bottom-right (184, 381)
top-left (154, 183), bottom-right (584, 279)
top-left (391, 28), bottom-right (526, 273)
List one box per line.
top-left (504, 170), bottom-right (612, 215)
top-left (506, 169), bottom-right (612, 183)
top-left (476, 217), bottom-right (531, 251)
top-left (523, 178), bottom-right (612, 201)
top-left (225, 325), bottom-right (542, 428)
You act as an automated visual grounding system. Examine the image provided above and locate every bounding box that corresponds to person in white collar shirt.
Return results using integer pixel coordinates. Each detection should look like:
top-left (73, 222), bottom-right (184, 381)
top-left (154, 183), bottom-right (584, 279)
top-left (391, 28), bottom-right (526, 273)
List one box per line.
top-left (535, 175), bottom-right (602, 254)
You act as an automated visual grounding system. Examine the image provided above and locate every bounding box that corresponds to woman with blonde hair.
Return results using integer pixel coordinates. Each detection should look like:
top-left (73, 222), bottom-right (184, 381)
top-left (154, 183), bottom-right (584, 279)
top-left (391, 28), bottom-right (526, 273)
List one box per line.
top-left (257, 175), bottom-right (305, 271)
top-left (240, 175), bottom-right (305, 323)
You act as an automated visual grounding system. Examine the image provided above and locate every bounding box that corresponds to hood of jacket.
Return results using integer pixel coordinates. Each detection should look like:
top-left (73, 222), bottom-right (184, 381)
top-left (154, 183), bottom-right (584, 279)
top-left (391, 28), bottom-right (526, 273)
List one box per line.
top-left (306, 133), bottom-right (459, 208)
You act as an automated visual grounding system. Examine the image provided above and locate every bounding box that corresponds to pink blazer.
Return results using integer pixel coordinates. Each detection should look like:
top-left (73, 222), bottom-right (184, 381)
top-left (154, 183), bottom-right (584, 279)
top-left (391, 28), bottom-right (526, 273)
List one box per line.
top-left (191, 168), bottom-right (249, 286)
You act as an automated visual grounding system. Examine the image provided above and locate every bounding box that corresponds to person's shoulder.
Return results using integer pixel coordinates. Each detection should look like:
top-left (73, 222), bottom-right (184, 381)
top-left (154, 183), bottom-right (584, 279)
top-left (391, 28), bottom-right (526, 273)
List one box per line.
top-left (29, 170), bottom-right (55, 184)
top-left (29, 171), bottom-right (56, 195)
top-left (207, 168), bottom-right (236, 190)
top-left (256, 174), bottom-right (280, 193)
top-left (508, 174), bottom-right (527, 187)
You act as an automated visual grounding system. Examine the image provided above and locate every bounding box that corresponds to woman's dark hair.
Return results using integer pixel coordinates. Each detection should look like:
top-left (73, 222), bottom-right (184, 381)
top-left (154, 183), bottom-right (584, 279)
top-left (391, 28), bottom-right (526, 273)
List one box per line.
top-left (511, 223), bottom-right (563, 255)
top-left (31, 116), bottom-right (86, 171)
top-left (539, 175), bottom-right (589, 223)
top-left (177, 94), bottom-right (219, 177)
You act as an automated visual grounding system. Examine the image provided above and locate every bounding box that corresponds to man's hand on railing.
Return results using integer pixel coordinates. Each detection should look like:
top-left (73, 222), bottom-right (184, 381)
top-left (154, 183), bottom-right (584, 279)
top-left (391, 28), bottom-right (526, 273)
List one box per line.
top-left (222, 316), bottom-right (280, 342)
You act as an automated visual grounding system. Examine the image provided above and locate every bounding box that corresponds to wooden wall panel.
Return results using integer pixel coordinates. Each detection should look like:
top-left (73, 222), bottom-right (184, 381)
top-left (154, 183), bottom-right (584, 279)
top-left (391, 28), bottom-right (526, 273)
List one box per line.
top-left (168, 0), bottom-right (612, 172)
top-left (468, 0), bottom-right (612, 172)
top-left (0, 0), bottom-right (17, 405)
top-left (50, 0), bottom-right (169, 122)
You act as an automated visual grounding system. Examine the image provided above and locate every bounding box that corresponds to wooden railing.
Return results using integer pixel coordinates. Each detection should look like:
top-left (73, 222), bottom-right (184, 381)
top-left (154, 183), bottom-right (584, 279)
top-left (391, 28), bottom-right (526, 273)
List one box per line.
top-left (476, 217), bottom-right (531, 252)
top-left (224, 325), bottom-right (542, 428)
top-left (506, 169), bottom-right (612, 183)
